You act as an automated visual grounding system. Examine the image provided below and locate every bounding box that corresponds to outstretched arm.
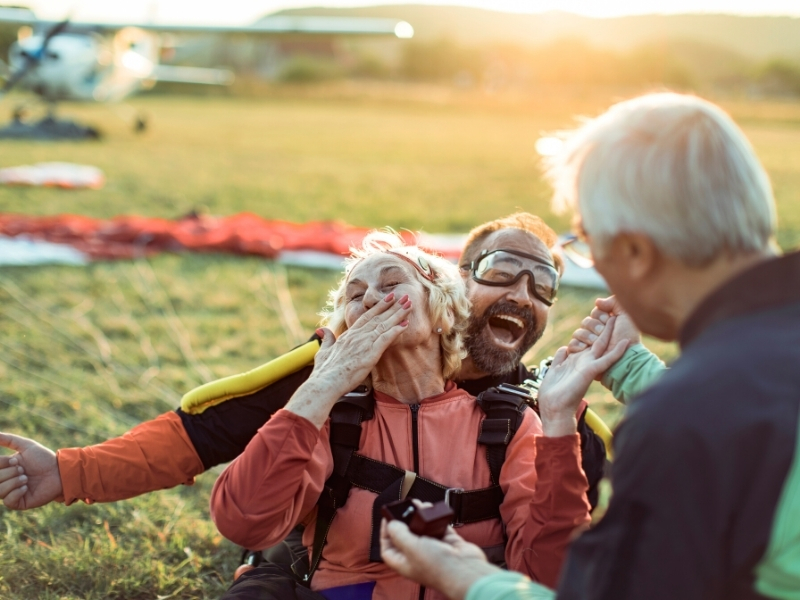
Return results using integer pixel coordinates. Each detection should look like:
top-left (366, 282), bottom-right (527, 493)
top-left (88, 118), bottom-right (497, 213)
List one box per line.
top-left (0, 411), bottom-right (205, 508)
top-left (0, 432), bottom-right (61, 509)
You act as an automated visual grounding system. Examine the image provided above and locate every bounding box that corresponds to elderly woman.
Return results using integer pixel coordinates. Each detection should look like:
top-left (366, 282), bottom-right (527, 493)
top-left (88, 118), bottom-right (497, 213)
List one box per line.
top-left (210, 231), bottom-right (626, 600)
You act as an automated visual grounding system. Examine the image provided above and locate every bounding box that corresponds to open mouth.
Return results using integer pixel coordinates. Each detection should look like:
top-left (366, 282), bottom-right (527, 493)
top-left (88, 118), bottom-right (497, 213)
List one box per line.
top-left (486, 314), bottom-right (526, 349)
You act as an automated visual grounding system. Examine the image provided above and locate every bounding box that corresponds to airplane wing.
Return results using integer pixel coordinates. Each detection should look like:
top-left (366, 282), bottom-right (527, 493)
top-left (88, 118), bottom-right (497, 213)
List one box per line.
top-left (0, 8), bottom-right (414, 38)
top-left (150, 65), bottom-right (235, 85)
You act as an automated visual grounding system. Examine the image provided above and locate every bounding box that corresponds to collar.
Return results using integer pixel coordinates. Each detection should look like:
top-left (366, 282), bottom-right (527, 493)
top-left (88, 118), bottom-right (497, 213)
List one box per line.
top-left (373, 380), bottom-right (464, 406)
top-left (679, 250), bottom-right (800, 348)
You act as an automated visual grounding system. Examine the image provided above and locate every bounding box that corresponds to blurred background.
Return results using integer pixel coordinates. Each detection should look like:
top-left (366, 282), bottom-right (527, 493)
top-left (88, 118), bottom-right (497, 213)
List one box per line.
top-left (0, 1), bottom-right (798, 598)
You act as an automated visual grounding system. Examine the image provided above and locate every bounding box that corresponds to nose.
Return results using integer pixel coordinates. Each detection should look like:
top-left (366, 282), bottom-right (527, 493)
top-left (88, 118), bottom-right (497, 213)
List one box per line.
top-left (504, 274), bottom-right (534, 308)
top-left (362, 286), bottom-right (382, 310)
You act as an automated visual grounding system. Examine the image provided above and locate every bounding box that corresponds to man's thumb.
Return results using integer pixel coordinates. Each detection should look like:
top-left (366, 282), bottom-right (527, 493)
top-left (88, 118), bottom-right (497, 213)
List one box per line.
top-left (595, 296), bottom-right (619, 314)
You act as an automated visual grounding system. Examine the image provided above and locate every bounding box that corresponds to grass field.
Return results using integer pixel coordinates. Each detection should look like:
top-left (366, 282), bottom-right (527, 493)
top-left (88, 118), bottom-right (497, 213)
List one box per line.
top-left (0, 85), bottom-right (799, 598)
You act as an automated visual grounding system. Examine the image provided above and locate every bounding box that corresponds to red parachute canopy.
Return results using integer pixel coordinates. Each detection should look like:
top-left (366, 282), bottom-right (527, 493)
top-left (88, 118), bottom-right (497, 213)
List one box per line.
top-left (0, 213), bottom-right (455, 261)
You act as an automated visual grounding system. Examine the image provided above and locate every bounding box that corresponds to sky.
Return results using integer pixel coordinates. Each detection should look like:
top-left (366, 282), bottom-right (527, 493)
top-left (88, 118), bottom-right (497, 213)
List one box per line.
top-left (25, 1), bottom-right (800, 25)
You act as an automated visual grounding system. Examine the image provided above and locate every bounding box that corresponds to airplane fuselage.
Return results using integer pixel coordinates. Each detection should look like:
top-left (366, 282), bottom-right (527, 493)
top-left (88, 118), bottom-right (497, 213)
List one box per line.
top-left (9, 27), bottom-right (159, 102)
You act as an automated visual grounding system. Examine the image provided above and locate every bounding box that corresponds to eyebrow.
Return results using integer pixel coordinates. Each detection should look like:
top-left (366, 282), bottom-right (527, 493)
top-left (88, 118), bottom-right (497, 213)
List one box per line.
top-left (380, 265), bottom-right (407, 278)
top-left (494, 256), bottom-right (524, 267)
top-left (346, 278), bottom-right (364, 290)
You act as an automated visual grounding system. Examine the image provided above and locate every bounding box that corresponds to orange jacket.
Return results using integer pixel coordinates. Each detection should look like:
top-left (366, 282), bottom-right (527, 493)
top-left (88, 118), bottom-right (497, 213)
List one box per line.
top-left (56, 411), bottom-right (204, 505)
top-left (210, 384), bottom-right (590, 598)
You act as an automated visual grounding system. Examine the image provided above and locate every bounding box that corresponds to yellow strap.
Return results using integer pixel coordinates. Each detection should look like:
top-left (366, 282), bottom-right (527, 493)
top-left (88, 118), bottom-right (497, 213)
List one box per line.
top-left (180, 340), bottom-right (321, 415)
top-left (584, 407), bottom-right (614, 461)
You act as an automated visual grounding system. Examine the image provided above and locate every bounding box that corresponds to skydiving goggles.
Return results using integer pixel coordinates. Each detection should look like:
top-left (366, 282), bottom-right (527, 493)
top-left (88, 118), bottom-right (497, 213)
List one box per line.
top-left (463, 249), bottom-right (559, 306)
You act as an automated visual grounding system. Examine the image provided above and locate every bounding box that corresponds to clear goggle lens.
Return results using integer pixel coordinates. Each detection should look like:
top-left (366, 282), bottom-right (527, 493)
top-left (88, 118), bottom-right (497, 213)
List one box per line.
top-left (471, 250), bottom-right (559, 305)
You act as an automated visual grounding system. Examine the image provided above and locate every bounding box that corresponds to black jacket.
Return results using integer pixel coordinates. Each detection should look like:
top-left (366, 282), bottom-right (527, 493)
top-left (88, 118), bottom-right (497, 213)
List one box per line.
top-left (558, 251), bottom-right (800, 600)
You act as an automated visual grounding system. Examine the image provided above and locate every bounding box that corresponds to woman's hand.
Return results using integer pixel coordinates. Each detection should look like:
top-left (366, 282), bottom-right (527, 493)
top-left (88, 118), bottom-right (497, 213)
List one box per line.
top-left (568, 296), bottom-right (641, 357)
top-left (538, 317), bottom-right (628, 437)
top-left (0, 432), bottom-right (63, 509)
top-left (286, 292), bottom-right (412, 428)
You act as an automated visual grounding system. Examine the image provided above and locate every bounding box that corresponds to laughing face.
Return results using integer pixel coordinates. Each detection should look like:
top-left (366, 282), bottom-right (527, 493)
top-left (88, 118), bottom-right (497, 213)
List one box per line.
top-left (462, 229), bottom-right (553, 376)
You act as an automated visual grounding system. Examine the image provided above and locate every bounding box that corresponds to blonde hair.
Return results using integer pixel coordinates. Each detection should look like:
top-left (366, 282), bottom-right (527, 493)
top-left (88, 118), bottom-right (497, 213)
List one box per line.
top-left (546, 93), bottom-right (776, 266)
top-left (320, 230), bottom-right (471, 380)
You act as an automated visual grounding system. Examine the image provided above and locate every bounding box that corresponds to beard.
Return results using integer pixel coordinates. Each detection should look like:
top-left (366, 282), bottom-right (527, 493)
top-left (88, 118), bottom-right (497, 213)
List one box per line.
top-left (464, 300), bottom-right (546, 376)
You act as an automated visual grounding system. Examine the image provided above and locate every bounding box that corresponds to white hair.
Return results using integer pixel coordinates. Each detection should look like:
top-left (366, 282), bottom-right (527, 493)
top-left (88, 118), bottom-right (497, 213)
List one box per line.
top-left (546, 93), bottom-right (777, 266)
top-left (320, 230), bottom-right (470, 380)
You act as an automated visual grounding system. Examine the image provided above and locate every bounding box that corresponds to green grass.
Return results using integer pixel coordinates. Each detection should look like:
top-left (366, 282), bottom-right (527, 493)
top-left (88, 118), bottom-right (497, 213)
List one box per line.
top-left (0, 85), bottom-right (798, 598)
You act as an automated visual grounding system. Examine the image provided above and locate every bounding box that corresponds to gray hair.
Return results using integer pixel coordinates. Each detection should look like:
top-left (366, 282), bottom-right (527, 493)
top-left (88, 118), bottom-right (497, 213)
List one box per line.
top-left (546, 93), bottom-right (776, 266)
top-left (320, 230), bottom-right (470, 380)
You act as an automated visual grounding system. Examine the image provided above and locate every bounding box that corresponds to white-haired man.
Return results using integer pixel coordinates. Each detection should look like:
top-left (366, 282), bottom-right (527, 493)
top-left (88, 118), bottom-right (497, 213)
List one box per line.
top-left (380, 93), bottom-right (800, 600)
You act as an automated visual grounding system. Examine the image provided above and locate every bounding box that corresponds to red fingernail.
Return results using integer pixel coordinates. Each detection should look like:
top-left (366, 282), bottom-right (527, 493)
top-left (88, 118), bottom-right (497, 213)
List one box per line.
top-left (315, 328), bottom-right (325, 338)
top-left (403, 301), bottom-right (412, 309)
top-left (399, 294), bottom-right (409, 304)
top-left (384, 292), bottom-right (395, 302)
top-left (400, 320), bottom-right (409, 327)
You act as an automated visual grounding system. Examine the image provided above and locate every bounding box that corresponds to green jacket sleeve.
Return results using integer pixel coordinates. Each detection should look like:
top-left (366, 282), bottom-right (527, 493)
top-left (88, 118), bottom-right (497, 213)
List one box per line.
top-left (754, 409), bottom-right (800, 599)
top-left (465, 571), bottom-right (555, 600)
top-left (600, 343), bottom-right (667, 404)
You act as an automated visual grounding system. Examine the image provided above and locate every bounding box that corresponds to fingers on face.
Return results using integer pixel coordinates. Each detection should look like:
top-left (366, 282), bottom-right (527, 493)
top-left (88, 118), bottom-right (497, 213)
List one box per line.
top-left (357, 293), bottom-right (412, 331)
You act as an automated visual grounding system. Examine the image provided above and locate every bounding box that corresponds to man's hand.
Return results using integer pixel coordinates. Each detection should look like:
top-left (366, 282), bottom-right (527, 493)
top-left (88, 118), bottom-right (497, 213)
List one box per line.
top-left (538, 317), bottom-right (628, 437)
top-left (380, 518), bottom-right (500, 600)
top-left (568, 296), bottom-right (641, 359)
top-left (0, 432), bottom-right (63, 510)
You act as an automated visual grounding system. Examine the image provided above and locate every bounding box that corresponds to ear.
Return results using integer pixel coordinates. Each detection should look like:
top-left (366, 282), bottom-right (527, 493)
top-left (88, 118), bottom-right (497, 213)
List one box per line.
top-left (608, 232), bottom-right (661, 282)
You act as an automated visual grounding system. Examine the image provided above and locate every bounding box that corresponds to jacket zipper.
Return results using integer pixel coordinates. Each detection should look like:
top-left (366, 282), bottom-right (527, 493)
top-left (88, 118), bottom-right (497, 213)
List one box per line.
top-left (410, 403), bottom-right (424, 600)
top-left (410, 403), bottom-right (420, 473)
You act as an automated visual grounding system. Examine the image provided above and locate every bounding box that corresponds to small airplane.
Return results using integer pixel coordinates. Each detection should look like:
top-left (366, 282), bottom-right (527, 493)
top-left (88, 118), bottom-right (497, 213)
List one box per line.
top-left (0, 6), bottom-right (414, 139)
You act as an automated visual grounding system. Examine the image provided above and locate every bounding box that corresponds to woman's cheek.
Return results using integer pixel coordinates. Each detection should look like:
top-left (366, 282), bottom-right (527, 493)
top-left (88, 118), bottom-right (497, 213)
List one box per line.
top-left (344, 305), bottom-right (361, 327)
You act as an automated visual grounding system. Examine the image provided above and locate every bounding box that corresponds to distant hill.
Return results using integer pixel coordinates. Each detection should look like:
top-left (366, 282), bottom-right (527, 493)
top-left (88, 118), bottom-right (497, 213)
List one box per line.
top-left (272, 5), bottom-right (800, 61)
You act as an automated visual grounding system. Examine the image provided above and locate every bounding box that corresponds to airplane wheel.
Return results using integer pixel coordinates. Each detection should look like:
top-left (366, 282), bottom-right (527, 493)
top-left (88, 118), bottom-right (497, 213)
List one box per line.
top-left (134, 115), bottom-right (147, 133)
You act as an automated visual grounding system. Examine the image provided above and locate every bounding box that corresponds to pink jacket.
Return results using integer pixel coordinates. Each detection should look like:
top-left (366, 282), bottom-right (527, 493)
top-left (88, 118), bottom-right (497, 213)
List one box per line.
top-left (210, 383), bottom-right (590, 599)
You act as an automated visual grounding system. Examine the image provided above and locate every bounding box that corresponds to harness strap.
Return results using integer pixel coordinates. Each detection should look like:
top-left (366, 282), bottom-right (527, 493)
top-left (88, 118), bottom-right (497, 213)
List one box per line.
top-left (476, 387), bottom-right (531, 485)
top-left (345, 451), bottom-right (505, 561)
top-left (345, 453), bottom-right (504, 524)
top-left (305, 391), bottom-right (373, 580)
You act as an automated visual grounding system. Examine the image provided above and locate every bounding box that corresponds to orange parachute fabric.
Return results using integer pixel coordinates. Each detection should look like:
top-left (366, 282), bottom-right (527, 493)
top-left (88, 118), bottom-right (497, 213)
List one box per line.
top-left (0, 213), bottom-right (434, 261)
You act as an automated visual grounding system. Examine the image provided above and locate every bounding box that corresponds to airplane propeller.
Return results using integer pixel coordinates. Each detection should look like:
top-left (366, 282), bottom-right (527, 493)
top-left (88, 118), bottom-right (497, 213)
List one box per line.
top-left (1, 18), bottom-right (70, 95)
